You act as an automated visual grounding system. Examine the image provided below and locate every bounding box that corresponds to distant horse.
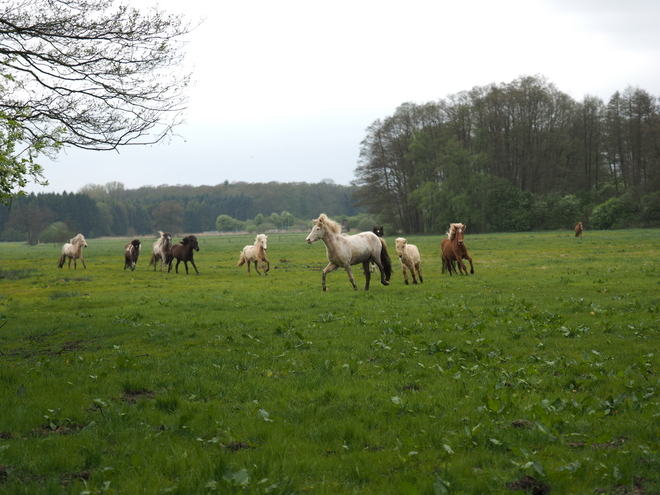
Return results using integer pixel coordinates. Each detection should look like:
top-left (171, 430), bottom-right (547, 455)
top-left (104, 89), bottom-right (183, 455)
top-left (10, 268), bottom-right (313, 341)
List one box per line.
top-left (168, 235), bottom-right (200, 275)
top-left (306, 213), bottom-right (392, 291)
top-left (57, 234), bottom-right (87, 269)
top-left (575, 222), bottom-right (583, 237)
top-left (395, 237), bottom-right (423, 285)
top-left (124, 239), bottom-right (141, 271)
top-left (441, 223), bottom-right (474, 276)
top-left (237, 234), bottom-right (270, 276)
top-left (149, 231), bottom-right (172, 271)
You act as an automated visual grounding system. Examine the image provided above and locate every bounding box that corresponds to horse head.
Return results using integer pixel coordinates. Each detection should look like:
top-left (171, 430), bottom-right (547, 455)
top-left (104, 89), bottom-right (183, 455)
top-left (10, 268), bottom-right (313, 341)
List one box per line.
top-left (372, 225), bottom-right (384, 237)
top-left (454, 224), bottom-right (466, 245)
top-left (395, 237), bottom-right (407, 258)
top-left (256, 234), bottom-right (268, 250)
top-left (187, 235), bottom-right (200, 252)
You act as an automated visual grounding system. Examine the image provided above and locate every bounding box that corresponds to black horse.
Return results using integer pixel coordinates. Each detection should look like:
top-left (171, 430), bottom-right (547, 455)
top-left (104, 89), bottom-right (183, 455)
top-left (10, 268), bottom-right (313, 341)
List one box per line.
top-left (168, 235), bottom-right (200, 275)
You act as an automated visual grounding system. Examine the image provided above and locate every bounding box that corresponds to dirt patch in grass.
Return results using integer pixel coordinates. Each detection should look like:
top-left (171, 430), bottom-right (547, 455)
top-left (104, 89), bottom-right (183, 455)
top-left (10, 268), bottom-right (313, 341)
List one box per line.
top-left (120, 390), bottom-right (155, 403)
top-left (506, 475), bottom-right (550, 495)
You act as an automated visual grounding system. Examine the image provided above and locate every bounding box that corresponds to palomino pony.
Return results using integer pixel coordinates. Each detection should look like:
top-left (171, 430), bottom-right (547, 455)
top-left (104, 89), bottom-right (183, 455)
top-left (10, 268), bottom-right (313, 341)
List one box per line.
top-left (149, 231), bottom-right (172, 271)
top-left (57, 234), bottom-right (87, 269)
top-left (124, 239), bottom-right (141, 271)
top-left (168, 235), bottom-right (200, 275)
top-left (441, 223), bottom-right (474, 276)
top-left (237, 234), bottom-right (270, 276)
top-left (575, 222), bottom-right (583, 237)
top-left (306, 213), bottom-right (392, 291)
top-left (395, 237), bottom-right (423, 285)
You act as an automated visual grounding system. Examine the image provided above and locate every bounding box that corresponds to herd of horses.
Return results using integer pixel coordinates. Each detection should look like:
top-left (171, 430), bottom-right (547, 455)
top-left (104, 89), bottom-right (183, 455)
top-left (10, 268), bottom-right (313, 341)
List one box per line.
top-left (55, 215), bottom-right (585, 291)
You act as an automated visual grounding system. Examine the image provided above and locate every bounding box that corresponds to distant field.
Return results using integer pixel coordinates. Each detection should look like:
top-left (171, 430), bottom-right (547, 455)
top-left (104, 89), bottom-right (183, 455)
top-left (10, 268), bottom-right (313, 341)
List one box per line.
top-left (0, 229), bottom-right (659, 494)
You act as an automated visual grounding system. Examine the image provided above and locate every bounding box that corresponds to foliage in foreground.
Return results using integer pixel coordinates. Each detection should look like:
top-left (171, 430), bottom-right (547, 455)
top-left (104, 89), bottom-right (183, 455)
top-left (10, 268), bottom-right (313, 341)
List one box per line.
top-left (0, 229), bottom-right (659, 494)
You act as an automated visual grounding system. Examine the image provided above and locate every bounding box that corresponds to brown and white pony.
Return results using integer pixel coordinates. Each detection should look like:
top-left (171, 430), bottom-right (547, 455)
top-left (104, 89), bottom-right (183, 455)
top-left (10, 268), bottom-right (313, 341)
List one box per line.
top-left (168, 235), bottom-right (200, 275)
top-left (441, 223), bottom-right (474, 276)
top-left (574, 222), bottom-right (583, 237)
top-left (124, 239), bottom-right (141, 271)
top-left (306, 213), bottom-right (391, 291)
top-left (57, 234), bottom-right (87, 269)
top-left (237, 234), bottom-right (270, 276)
top-left (149, 231), bottom-right (172, 271)
top-left (395, 237), bottom-right (423, 285)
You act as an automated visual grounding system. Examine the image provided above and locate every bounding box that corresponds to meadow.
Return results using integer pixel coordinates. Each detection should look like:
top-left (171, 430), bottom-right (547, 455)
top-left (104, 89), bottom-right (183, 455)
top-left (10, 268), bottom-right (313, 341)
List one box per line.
top-left (0, 228), bottom-right (659, 494)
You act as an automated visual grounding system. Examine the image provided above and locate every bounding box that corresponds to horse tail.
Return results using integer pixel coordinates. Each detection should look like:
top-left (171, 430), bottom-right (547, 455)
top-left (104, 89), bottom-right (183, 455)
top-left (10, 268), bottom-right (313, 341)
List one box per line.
top-left (237, 252), bottom-right (246, 267)
top-left (57, 254), bottom-right (66, 268)
top-left (379, 238), bottom-right (392, 282)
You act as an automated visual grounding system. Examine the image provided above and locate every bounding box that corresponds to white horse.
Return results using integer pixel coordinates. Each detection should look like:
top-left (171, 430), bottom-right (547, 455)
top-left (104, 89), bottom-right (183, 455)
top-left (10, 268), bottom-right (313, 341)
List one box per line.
top-left (237, 234), bottom-right (270, 276)
top-left (57, 233), bottom-right (87, 269)
top-left (306, 213), bottom-right (392, 291)
top-left (395, 237), bottom-right (423, 285)
top-left (149, 231), bottom-right (172, 271)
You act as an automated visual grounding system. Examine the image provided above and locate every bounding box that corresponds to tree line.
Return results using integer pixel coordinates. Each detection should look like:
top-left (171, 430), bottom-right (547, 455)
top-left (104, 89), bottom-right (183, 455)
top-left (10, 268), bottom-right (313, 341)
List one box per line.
top-left (353, 75), bottom-right (660, 233)
top-left (0, 181), bottom-right (365, 243)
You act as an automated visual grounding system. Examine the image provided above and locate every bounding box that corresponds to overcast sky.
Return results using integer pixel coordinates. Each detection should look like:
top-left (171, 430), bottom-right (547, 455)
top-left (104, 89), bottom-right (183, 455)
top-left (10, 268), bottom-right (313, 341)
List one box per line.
top-left (26, 0), bottom-right (660, 194)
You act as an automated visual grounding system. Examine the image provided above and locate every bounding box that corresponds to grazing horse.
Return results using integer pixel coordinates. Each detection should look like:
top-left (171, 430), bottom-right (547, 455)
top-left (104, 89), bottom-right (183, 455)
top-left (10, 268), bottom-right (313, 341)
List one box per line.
top-left (575, 222), bottom-right (583, 237)
top-left (237, 234), bottom-right (270, 276)
top-left (441, 223), bottom-right (474, 276)
top-left (395, 237), bottom-right (423, 285)
top-left (306, 213), bottom-right (392, 291)
top-left (149, 231), bottom-right (172, 271)
top-left (124, 239), bottom-right (141, 271)
top-left (57, 234), bottom-right (87, 269)
top-left (168, 235), bottom-right (200, 275)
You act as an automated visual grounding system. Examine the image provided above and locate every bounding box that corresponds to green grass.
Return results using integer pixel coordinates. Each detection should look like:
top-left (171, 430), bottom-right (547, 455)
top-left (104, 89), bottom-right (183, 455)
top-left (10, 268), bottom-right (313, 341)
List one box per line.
top-left (0, 230), bottom-right (659, 494)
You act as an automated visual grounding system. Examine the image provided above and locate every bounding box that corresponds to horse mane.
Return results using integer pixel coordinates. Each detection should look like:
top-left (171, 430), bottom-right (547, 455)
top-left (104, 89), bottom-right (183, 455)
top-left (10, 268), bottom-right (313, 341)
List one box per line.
top-left (70, 233), bottom-right (85, 245)
top-left (316, 213), bottom-right (342, 235)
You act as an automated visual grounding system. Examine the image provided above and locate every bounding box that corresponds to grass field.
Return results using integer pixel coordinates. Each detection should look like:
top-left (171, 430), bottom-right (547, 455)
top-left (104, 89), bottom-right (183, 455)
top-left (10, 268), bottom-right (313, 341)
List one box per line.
top-left (0, 229), bottom-right (659, 494)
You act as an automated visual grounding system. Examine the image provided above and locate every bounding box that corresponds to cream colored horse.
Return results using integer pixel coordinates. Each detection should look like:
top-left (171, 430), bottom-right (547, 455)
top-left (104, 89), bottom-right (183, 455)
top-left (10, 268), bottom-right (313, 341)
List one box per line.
top-left (57, 233), bottom-right (87, 269)
top-left (237, 234), bottom-right (270, 276)
top-left (149, 231), bottom-right (172, 271)
top-left (306, 213), bottom-right (391, 291)
top-left (395, 237), bottom-right (423, 285)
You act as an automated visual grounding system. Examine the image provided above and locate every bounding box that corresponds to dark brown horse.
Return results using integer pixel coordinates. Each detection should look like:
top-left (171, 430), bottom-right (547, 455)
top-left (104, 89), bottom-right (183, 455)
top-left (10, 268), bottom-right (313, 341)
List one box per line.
top-left (441, 223), bottom-right (474, 276)
top-left (168, 235), bottom-right (200, 275)
top-left (574, 222), bottom-right (583, 237)
top-left (124, 239), bottom-right (141, 271)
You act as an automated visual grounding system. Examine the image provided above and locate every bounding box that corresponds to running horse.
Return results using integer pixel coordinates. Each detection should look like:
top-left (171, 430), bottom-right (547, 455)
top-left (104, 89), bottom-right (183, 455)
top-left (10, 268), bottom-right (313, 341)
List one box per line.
top-left (168, 235), bottom-right (200, 275)
top-left (124, 239), bottom-right (141, 271)
top-left (57, 234), bottom-right (87, 269)
top-left (574, 222), bottom-right (583, 237)
top-left (441, 223), bottom-right (474, 276)
top-left (306, 213), bottom-right (392, 291)
top-left (237, 234), bottom-right (270, 276)
top-left (395, 237), bottom-right (423, 285)
top-left (149, 231), bottom-right (172, 271)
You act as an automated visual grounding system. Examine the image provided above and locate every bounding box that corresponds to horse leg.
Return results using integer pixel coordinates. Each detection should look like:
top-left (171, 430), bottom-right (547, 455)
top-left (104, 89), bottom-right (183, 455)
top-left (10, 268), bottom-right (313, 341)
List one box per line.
top-left (401, 263), bottom-right (409, 285)
top-left (80, 255), bottom-right (86, 269)
top-left (254, 260), bottom-right (262, 276)
top-left (409, 261), bottom-right (418, 284)
top-left (321, 262), bottom-right (338, 291)
top-left (189, 259), bottom-right (200, 275)
top-left (175, 259), bottom-right (181, 273)
top-left (416, 262), bottom-right (423, 283)
top-left (263, 256), bottom-right (270, 275)
top-left (361, 261), bottom-right (371, 291)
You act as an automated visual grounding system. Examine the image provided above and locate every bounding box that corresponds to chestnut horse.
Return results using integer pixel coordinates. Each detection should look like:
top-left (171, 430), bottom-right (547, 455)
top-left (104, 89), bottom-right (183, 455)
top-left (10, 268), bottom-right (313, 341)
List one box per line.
top-left (168, 235), bottom-right (200, 275)
top-left (395, 237), bottom-right (423, 285)
top-left (57, 234), bottom-right (87, 269)
top-left (306, 213), bottom-right (391, 291)
top-left (441, 223), bottom-right (474, 276)
top-left (237, 234), bottom-right (270, 276)
top-left (575, 222), bottom-right (583, 237)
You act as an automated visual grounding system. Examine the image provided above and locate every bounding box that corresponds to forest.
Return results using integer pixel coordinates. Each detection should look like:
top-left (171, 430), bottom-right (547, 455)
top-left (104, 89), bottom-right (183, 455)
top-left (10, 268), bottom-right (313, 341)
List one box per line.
top-left (2, 75), bottom-right (659, 242)
top-left (354, 75), bottom-right (660, 233)
top-left (0, 181), bottom-right (364, 243)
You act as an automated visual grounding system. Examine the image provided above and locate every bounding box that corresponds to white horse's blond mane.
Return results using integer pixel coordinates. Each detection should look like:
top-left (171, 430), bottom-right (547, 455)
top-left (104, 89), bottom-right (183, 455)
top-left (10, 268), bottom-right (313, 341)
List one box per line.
top-left (316, 213), bottom-right (342, 234)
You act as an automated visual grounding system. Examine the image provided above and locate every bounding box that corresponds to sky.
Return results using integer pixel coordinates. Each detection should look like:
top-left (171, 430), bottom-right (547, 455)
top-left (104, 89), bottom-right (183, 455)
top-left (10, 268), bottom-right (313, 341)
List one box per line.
top-left (26, 0), bottom-right (660, 195)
